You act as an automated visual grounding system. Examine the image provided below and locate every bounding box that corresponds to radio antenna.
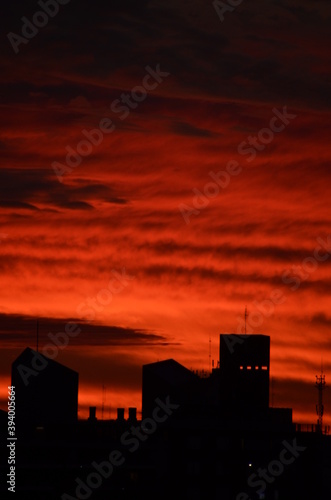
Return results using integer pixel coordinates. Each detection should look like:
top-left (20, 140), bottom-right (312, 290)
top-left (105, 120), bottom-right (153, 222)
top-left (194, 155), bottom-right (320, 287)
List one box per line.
top-left (36, 320), bottom-right (39, 352)
top-left (245, 306), bottom-right (248, 335)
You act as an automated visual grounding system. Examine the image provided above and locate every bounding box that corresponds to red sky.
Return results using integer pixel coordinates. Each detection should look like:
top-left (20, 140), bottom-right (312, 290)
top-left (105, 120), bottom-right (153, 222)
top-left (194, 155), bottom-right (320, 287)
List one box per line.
top-left (1, 0), bottom-right (331, 424)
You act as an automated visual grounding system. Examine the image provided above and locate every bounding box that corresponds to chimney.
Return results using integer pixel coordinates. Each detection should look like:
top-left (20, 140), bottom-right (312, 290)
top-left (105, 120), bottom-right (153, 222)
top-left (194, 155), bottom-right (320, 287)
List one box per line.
top-left (128, 407), bottom-right (137, 422)
top-left (117, 408), bottom-right (125, 421)
top-left (88, 406), bottom-right (97, 421)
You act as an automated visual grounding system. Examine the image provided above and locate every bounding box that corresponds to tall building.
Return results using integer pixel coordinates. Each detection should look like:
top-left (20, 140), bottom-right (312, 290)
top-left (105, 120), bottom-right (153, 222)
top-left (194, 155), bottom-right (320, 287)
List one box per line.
top-left (219, 334), bottom-right (270, 413)
top-left (143, 334), bottom-right (272, 418)
top-left (12, 347), bottom-right (78, 428)
top-left (142, 358), bottom-right (198, 418)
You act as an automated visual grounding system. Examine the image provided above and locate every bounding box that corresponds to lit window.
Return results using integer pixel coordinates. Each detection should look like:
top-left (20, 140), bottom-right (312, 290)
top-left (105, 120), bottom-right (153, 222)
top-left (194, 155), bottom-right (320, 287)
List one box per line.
top-left (240, 366), bottom-right (243, 370)
top-left (247, 366), bottom-right (252, 370)
top-left (262, 366), bottom-right (268, 370)
top-left (255, 366), bottom-right (259, 370)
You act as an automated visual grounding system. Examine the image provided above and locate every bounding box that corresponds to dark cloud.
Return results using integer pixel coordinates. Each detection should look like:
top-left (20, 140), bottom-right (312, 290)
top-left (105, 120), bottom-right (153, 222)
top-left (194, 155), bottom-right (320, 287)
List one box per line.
top-left (172, 121), bottom-right (216, 138)
top-left (0, 201), bottom-right (39, 210)
top-left (0, 168), bottom-right (128, 209)
top-left (309, 312), bottom-right (331, 328)
top-left (1, 0), bottom-right (329, 109)
top-left (0, 312), bottom-right (173, 348)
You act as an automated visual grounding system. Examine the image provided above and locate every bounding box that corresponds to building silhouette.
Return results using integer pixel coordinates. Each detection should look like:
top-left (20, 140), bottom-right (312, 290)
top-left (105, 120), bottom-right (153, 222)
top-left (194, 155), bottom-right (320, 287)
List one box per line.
top-left (219, 334), bottom-right (270, 411)
top-left (142, 358), bottom-right (198, 418)
top-left (142, 335), bottom-right (292, 431)
top-left (11, 347), bottom-right (78, 428)
top-left (1, 335), bottom-right (330, 499)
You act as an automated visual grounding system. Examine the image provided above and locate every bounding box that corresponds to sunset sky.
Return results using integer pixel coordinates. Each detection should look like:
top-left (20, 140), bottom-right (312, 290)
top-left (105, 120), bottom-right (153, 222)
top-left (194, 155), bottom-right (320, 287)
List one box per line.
top-left (1, 0), bottom-right (331, 424)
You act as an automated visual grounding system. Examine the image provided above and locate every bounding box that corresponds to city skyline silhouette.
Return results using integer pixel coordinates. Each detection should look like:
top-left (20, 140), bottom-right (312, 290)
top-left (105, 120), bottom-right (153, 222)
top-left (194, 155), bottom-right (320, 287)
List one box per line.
top-left (1, 333), bottom-right (330, 499)
top-left (1, 0), bottom-right (331, 497)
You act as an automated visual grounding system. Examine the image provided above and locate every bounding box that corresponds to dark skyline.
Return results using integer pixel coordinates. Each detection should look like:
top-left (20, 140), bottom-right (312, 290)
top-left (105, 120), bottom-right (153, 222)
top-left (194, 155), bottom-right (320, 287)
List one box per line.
top-left (1, 0), bottom-right (331, 424)
top-left (3, 333), bottom-right (331, 499)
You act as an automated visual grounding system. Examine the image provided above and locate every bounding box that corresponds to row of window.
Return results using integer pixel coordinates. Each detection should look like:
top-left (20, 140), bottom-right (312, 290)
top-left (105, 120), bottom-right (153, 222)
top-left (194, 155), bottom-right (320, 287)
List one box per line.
top-left (239, 365), bottom-right (268, 370)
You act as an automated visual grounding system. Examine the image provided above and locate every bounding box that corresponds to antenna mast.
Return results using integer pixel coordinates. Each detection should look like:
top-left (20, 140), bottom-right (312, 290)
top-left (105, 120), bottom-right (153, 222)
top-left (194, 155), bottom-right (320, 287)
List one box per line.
top-left (245, 306), bottom-right (248, 335)
top-left (102, 384), bottom-right (106, 420)
top-left (36, 320), bottom-right (39, 352)
top-left (209, 335), bottom-right (211, 372)
top-left (315, 364), bottom-right (326, 433)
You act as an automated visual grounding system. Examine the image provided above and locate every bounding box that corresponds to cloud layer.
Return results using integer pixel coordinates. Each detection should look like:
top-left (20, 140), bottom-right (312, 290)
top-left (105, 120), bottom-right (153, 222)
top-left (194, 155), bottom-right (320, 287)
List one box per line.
top-left (1, 0), bottom-right (331, 422)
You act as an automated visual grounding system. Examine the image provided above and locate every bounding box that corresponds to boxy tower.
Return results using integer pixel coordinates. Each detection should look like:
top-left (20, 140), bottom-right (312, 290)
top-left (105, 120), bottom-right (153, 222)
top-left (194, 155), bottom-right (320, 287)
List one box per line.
top-left (142, 359), bottom-right (198, 418)
top-left (219, 334), bottom-right (270, 414)
top-left (12, 347), bottom-right (78, 428)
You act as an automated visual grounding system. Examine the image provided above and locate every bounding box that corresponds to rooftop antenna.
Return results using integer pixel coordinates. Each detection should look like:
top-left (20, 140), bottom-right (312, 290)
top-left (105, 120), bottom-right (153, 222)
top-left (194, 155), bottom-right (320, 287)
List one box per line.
top-left (245, 306), bottom-right (248, 335)
top-left (315, 360), bottom-right (326, 433)
top-left (102, 384), bottom-right (106, 421)
top-left (36, 320), bottom-right (39, 352)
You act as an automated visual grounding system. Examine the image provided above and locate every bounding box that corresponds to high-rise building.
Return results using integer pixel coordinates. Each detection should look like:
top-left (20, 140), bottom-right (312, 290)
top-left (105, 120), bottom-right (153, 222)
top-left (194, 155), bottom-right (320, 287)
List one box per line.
top-left (12, 347), bottom-right (78, 428)
top-left (142, 358), bottom-right (198, 418)
top-left (219, 334), bottom-right (270, 412)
